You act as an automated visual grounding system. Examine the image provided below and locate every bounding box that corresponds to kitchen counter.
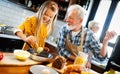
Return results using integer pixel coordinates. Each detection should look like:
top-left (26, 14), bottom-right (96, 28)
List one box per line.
top-left (0, 53), bottom-right (41, 74)
top-left (29, 60), bottom-right (100, 74)
top-left (0, 34), bottom-right (57, 52)
top-left (0, 34), bottom-right (105, 73)
top-left (0, 52), bottom-right (100, 74)
top-left (0, 34), bottom-right (57, 48)
top-left (0, 34), bottom-right (57, 44)
top-left (0, 34), bottom-right (21, 40)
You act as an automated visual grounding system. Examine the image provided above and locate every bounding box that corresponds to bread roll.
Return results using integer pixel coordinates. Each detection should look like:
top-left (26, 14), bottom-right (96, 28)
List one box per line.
top-left (70, 72), bottom-right (80, 74)
top-left (64, 64), bottom-right (86, 73)
top-left (42, 69), bottom-right (50, 74)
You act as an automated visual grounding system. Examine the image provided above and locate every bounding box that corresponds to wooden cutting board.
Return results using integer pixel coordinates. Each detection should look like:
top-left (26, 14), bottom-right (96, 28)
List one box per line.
top-left (0, 53), bottom-right (42, 74)
top-left (0, 53), bottom-right (41, 66)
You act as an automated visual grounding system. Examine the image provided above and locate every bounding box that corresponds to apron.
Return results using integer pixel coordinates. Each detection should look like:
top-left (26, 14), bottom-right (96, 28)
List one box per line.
top-left (65, 27), bottom-right (84, 56)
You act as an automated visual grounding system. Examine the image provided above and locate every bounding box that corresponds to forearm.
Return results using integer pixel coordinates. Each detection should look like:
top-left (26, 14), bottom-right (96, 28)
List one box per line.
top-left (87, 52), bottom-right (93, 62)
top-left (100, 31), bottom-right (117, 57)
top-left (100, 38), bottom-right (108, 57)
top-left (15, 31), bottom-right (26, 41)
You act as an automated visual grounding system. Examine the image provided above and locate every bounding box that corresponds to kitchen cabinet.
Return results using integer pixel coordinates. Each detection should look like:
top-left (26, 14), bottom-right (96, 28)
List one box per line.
top-left (0, 34), bottom-right (24, 52)
top-left (56, 0), bottom-right (70, 20)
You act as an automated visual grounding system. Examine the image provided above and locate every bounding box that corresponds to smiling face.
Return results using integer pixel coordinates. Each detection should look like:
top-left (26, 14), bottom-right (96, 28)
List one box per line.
top-left (43, 8), bottom-right (56, 23)
top-left (65, 10), bottom-right (83, 31)
top-left (36, 1), bottom-right (58, 25)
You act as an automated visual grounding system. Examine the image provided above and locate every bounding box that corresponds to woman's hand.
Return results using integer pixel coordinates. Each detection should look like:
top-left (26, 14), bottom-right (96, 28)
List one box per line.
top-left (25, 36), bottom-right (36, 44)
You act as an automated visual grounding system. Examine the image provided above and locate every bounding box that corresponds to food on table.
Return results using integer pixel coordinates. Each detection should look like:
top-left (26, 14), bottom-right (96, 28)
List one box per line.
top-left (64, 64), bottom-right (91, 74)
top-left (30, 65), bottom-right (58, 74)
top-left (74, 56), bottom-right (85, 65)
top-left (103, 69), bottom-right (120, 74)
top-left (42, 69), bottom-right (50, 74)
top-left (74, 51), bottom-right (88, 65)
top-left (52, 55), bottom-right (66, 69)
top-left (14, 50), bottom-right (30, 61)
top-left (37, 47), bottom-right (43, 53)
top-left (0, 52), bottom-right (3, 61)
top-left (70, 72), bottom-right (80, 74)
top-left (64, 64), bottom-right (83, 73)
top-left (81, 71), bottom-right (91, 74)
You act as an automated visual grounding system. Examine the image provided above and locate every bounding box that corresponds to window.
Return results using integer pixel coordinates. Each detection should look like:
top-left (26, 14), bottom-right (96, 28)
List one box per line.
top-left (82, 0), bottom-right (94, 26)
top-left (108, 1), bottom-right (120, 43)
top-left (94, 0), bottom-right (112, 39)
top-left (107, 1), bottom-right (120, 58)
top-left (89, 0), bottom-right (120, 71)
top-left (93, 0), bottom-right (113, 58)
top-left (93, 0), bottom-right (120, 60)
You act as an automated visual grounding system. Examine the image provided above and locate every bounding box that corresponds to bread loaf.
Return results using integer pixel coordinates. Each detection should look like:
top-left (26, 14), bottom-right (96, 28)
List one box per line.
top-left (52, 56), bottom-right (66, 69)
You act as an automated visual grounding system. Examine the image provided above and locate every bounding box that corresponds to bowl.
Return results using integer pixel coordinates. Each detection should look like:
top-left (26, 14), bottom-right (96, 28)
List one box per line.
top-left (14, 50), bottom-right (30, 61)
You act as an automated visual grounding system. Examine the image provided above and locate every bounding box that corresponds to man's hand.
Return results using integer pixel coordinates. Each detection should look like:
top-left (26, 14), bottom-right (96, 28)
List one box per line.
top-left (104, 31), bottom-right (117, 41)
top-left (101, 31), bottom-right (117, 57)
top-left (85, 61), bottom-right (91, 68)
top-left (86, 52), bottom-right (92, 68)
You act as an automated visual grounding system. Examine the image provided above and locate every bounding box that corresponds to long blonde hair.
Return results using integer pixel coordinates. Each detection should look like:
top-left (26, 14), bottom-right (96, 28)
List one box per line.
top-left (35, 0), bottom-right (58, 36)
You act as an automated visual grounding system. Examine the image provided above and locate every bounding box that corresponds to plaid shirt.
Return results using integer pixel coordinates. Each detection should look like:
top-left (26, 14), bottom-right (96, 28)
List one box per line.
top-left (57, 25), bottom-right (106, 61)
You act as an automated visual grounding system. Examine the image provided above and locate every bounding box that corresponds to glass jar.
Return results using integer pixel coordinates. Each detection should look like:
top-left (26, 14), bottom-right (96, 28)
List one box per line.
top-left (74, 51), bottom-right (88, 65)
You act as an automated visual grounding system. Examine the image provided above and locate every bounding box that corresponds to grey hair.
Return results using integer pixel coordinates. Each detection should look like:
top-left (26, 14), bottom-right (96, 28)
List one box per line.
top-left (88, 20), bottom-right (100, 29)
top-left (66, 4), bottom-right (86, 19)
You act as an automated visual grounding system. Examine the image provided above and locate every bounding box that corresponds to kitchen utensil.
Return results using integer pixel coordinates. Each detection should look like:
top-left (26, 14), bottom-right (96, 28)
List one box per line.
top-left (25, 42), bottom-right (53, 62)
top-left (30, 51), bottom-right (53, 62)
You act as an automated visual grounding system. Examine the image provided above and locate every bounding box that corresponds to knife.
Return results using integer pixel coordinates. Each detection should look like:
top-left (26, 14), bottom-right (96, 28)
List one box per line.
top-left (25, 42), bottom-right (36, 54)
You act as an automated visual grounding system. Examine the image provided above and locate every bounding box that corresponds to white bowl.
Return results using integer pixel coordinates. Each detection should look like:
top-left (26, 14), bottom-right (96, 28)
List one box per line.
top-left (14, 50), bottom-right (30, 61)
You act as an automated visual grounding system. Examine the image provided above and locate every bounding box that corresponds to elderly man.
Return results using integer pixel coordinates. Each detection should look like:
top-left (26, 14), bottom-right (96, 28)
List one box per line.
top-left (88, 20), bottom-right (100, 33)
top-left (57, 4), bottom-right (116, 68)
top-left (88, 20), bottom-right (100, 41)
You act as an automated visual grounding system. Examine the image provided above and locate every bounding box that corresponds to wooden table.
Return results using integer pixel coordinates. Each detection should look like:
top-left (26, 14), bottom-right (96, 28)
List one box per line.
top-left (0, 52), bottom-right (99, 74)
top-left (47, 61), bottom-right (100, 74)
top-left (0, 53), bottom-right (41, 74)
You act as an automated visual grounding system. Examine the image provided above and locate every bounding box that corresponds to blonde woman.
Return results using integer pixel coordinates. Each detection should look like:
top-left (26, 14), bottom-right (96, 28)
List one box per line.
top-left (14, 1), bottom-right (58, 50)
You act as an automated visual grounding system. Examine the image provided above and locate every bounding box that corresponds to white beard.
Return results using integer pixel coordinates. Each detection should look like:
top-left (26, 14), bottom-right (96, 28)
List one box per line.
top-left (67, 25), bottom-right (78, 30)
